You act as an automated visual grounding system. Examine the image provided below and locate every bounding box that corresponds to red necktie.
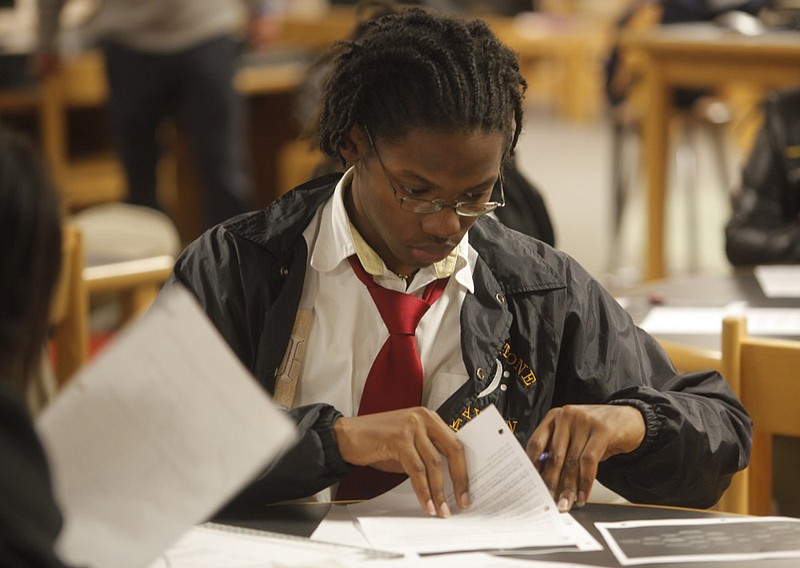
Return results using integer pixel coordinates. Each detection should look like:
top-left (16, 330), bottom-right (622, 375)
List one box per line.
top-left (335, 255), bottom-right (448, 501)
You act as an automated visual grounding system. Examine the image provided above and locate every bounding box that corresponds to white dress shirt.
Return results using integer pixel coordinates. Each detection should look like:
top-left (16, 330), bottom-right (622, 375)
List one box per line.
top-left (294, 168), bottom-right (477, 417)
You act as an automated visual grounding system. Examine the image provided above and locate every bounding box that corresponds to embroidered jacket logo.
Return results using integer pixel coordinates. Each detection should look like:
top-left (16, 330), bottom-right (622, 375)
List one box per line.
top-left (449, 406), bottom-right (518, 433)
top-left (500, 342), bottom-right (537, 387)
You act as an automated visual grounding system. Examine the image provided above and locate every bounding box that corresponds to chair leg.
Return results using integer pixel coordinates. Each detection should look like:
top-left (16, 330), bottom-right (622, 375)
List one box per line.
top-left (674, 119), bottom-right (700, 272)
top-left (608, 115), bottom-right (639, 275)
top-left (708, 122), bottom-right (733, 196)
top-left (749, 431), bottom-right (774, 516)
top-left (610, 118), bottom-right (628, 241)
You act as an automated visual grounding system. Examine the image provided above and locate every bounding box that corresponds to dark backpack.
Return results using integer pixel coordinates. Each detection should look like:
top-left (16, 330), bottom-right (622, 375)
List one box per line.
top-left (495, 159), bottom-right (556, 247)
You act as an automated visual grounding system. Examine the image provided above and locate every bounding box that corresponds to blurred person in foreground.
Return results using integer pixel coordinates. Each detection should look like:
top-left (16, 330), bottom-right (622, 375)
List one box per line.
top-left (0, 127), bottom-right (68, 566)
top-left (168, 7), bottom-right (751, 519)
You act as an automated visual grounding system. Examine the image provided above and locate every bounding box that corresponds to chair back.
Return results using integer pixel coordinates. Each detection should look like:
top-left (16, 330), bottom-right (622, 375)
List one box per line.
top-left (49, 223), bottom-right (89, 388)
top-left (725, 316), bottom-right (800, 516)
top-left (658, 318), bottom-right (746, 514)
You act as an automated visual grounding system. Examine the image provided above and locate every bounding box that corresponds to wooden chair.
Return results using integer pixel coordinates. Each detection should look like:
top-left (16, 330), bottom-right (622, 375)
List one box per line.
top-left (49, 223), bottom-right (89, 388)
top-left (724, 316), bottom-right (800, 516)
top-left (1, 52), bottom-right (125, 211)
top-left (83, 255), bottom-right (175, 323)
top-left (48, 224), bottom-right (175, 390)
top-left (658, 318), bottom-right (747, 514)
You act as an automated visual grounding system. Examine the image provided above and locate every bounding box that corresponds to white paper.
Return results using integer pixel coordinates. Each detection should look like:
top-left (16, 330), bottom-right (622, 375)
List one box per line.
top-left (348, 405), bottom-right (601, 555)
top-left (353, 552), bottom-right (596, 568)
top-left (36, 285), bottom-right (298, 568)
top-left (151, 527), bottom-right (593, 568)
top-left (640, 305), bottom-right (800, 335)
top-left (755, 265), bottom-right (800, 298)
top-left (147, 524), bottom-right (395, 568)
top-left (311, 504), bottom-right (372, 548)
top-left (596, 516), bottom-right (800, 565)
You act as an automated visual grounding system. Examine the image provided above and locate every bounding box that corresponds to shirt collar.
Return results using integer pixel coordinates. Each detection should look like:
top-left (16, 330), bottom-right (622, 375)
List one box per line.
top-left (308, 167), bottom-right (474, 292)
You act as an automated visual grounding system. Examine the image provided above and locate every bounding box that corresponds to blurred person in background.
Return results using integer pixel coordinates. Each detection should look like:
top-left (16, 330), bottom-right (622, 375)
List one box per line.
top-left (725, 85), bottom-right (800, 266)
top-left (35, 0), bottom-right (280, 229)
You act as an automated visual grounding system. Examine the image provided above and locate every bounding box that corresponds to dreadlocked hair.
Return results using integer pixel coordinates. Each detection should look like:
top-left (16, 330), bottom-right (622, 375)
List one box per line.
top-left (318, 6), bottom-right (527, 166)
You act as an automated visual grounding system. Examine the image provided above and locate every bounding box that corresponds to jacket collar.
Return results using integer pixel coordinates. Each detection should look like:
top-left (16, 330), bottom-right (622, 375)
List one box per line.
top-left (225, 173), bottom-right (341, 257)
top-left (469, 217), bottom-right (567, 295)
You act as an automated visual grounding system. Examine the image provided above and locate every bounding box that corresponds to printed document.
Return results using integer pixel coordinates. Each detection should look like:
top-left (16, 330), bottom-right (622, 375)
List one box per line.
top-left (640, 305), bottom-right (800, 335)
top-left (597, 516), bottom-right (800, 565)
top-left (348, 405), bottom-right (601, 554)
top-left (36, 285), bottom-right (298, 568)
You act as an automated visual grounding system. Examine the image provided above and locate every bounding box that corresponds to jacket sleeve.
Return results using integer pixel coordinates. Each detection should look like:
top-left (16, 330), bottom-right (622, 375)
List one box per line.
top-left (213, 404), bottom-right (349, 518)
top-left (167, 225), bottom-right (350, 512)
top-left (557, 267), bottom-right (752, 508)
top-left (725, 91), bottom-right (800, 266)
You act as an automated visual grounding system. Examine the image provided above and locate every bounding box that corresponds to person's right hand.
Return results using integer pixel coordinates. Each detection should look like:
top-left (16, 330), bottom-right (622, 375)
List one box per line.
top-left (332, 407), bottom-right (469, 518)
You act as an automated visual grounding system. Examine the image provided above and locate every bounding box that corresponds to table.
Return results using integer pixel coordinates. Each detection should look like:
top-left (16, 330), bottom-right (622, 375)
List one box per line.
top-left (214, 501), bottom-right (799, 567)
top-left (615, 270), bottom-right (800, 518)
top-left (0, 48), bottom-right (311, 243)
top-left (276, 6), bottom-right (611, 123)
top-left (619, 24), bottom-right (800, 282)
top-left (618, 270), bottom-right (800, 349)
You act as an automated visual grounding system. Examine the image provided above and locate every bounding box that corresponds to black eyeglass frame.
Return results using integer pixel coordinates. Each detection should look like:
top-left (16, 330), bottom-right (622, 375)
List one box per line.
top-left (363, 126), bottom-right (506, 217)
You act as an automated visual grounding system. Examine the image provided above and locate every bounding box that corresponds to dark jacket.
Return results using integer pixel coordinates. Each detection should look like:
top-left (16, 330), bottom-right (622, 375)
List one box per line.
top-left (169, 174), bottom-right (751, 513)
top-left (726, 86), bottom-right (800, 266)
top-left (0, 384), bottom-right (68, 567)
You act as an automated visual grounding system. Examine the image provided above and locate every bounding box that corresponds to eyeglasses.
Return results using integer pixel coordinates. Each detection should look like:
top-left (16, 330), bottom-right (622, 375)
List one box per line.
top-left (364, 127), bottom-right (505, 217)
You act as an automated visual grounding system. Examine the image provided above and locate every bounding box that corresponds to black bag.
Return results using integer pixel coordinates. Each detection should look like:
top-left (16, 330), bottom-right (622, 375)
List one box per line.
top-left (495, 160), bottom-right (556, 247)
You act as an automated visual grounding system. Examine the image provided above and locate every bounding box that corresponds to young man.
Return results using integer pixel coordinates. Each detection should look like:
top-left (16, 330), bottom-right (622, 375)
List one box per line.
top-left (169, 7), bottom-right (751, 518)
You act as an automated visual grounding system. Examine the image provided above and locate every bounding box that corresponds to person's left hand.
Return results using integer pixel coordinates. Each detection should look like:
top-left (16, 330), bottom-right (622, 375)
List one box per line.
top-left (525, 404), bottom-right (645, 512)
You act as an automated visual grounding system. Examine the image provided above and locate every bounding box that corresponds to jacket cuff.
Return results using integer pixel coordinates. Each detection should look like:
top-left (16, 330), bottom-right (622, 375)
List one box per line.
top-left (608, 398), bottom-right (661, 454)
top-left (319, 406), bottom-right (349, 476)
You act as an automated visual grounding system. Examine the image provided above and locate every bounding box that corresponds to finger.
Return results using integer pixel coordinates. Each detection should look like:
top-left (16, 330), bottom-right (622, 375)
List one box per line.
top-left (398, 450), bottom-right (437, 517)
top-left (540, 411), bottom-right (572, 499)
top-left (439, 435), bottom-right (468, 511)
top-left (575, 437), bottom-right (605, 508)
top-left (555, 447), bottom-right (583, 512)
top-left (526, 416), bottom-right (555, 473)
top-left (415, 433), bottom-right (450, 517)
top-left (552, 409), bottom-right (595, 511)
top-left (426, 412), bottom-right (468, 512)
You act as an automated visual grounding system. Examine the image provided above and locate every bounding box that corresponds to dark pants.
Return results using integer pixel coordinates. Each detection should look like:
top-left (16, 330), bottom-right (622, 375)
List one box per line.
top-left (103, 36), bottom-right (252, 229)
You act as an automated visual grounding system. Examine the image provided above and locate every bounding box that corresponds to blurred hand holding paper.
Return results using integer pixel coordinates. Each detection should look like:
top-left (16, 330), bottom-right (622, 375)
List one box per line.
top-left (36, 285), bottom-right (297, 568)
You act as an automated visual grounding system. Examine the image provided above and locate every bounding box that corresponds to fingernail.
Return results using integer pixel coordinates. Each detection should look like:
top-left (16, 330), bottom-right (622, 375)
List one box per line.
top-left (557, 497), bottom-right (570, 512)
top-left (460, 492), bottom-right (470, 509)
top-left (576, 491), bottom-right (587, 508)
top-left (440, 502), bottom-right (451, 518)
top-left (426, 499), bottom-right (437, 516)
